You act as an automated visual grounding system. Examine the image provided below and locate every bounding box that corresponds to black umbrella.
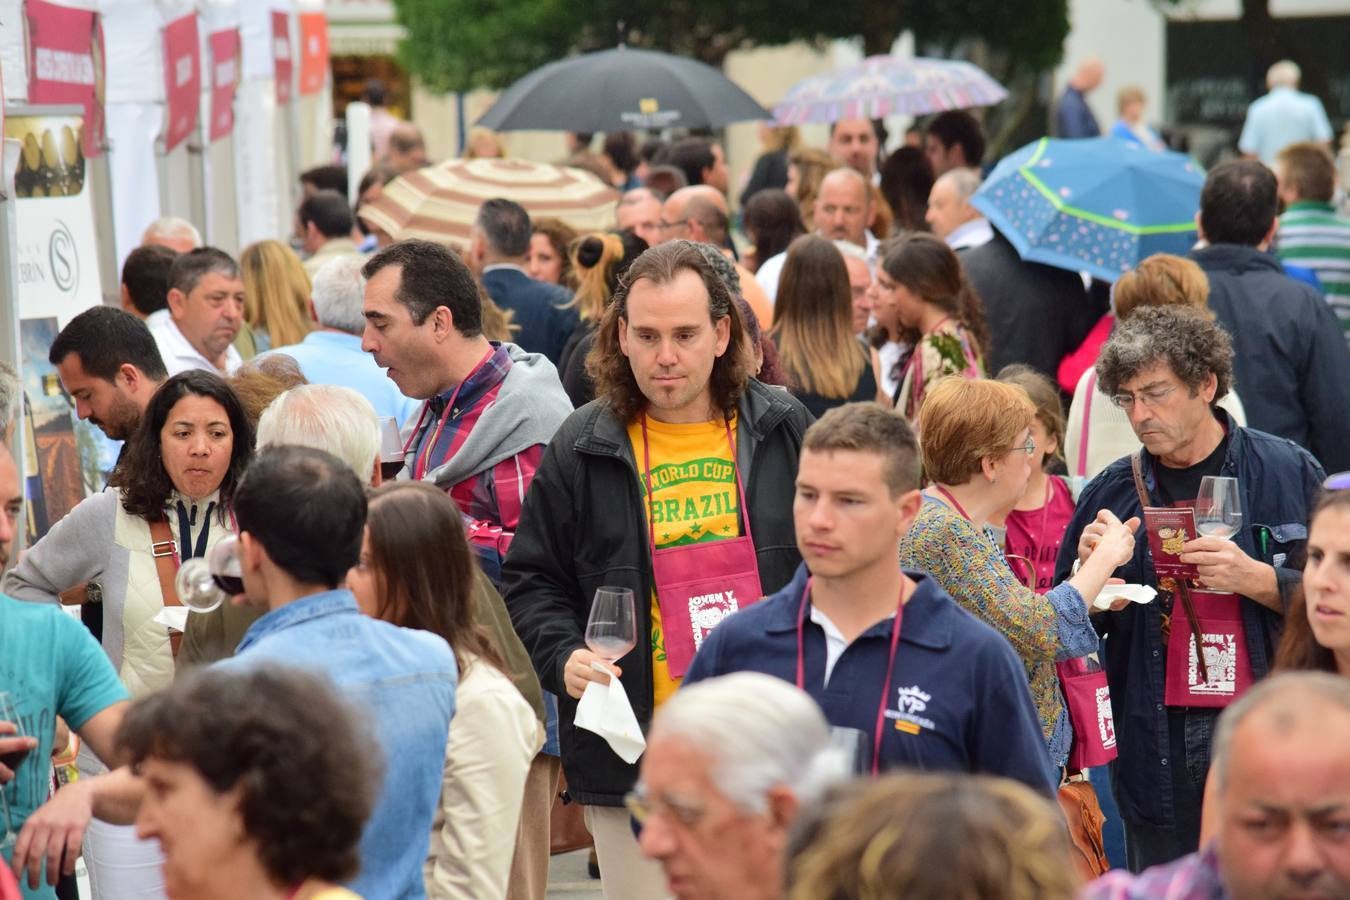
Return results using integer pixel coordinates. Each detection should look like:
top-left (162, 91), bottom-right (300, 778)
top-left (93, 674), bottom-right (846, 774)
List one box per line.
top-left (475, 46), bottom-right (771, 132)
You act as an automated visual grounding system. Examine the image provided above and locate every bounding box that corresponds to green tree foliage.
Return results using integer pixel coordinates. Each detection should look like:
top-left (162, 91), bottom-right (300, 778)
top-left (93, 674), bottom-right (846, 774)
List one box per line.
top-left (392, 0), bottom-right (1069, 94)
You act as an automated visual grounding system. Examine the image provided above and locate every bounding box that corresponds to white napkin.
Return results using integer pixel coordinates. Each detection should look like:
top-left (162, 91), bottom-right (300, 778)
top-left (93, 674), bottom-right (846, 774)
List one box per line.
top-left (574, 662), bottom-right (646, 764)
top-left (152, 606), bottom-right (190, 633)
top-left (1091, 583), bottom-right (1157, 610)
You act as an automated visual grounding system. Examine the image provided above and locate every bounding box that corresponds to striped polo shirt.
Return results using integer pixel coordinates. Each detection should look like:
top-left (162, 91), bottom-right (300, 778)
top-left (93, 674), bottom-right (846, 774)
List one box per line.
top-left (1278, 200), bottom-right (1350, 342)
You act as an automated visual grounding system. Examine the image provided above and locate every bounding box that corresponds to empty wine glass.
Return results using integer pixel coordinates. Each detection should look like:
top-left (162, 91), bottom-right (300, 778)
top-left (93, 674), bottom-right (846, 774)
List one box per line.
top-left (585, 587), bottom-right (637, 667)
top-left (1196, 476), bottom-right (1243, 541)
top-left (0, 692), bottom-right (29, 848)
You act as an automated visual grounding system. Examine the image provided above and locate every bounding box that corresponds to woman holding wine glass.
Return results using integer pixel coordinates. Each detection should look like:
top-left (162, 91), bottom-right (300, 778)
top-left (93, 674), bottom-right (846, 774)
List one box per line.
top-left (2, 370), bottom-right (253, 896)
top-left (346, 481), bottom-right (541, 900)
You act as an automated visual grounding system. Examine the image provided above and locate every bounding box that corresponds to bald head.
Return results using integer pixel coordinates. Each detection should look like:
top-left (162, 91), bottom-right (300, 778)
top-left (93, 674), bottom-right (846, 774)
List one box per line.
top-left (661, 186), bottom-right (729, 246)
top-left (1211, 673), bottom-right (1350, 900)
top-left (1071, 58), bottom-right (1104, 92)
top-left (142, 216), bottom-right (201, 254)
top-left (813, 168), bottom-right (870, 247)
top-left (618, 187), bottom-right (663, 247)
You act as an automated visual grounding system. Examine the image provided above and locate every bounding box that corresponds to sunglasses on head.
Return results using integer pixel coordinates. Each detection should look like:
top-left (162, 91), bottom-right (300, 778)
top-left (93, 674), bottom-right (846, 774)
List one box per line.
top-left (1325, 472), bottom-right (1350, 491)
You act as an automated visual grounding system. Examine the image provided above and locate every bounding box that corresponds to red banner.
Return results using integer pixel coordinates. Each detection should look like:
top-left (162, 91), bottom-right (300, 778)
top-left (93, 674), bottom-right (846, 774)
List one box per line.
top-left (297, 13), bottom-right (328, 96)
top-left (207, 28), bottom-right (239, 142)
top-left (272, 11), bottom-right (292, 105)
top-left (161, 13), bottom-right (200, 153)
top-left (26, 0), bottom-right (105, 157)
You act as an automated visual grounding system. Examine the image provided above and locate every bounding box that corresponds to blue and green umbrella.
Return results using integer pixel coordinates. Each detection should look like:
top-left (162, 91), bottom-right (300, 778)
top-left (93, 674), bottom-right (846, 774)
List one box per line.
top-left (971, 137), bottom-right (1207, 283)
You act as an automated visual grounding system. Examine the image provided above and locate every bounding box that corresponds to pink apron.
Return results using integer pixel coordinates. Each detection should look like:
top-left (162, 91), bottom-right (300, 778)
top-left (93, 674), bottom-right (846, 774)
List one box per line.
top-left (1129, 452), bottom-right (1254, 709)
top-left (641, 416), bottom-right (763, 678)
top-left (1056, 657), bottom-right (1117, 769)
top-left (1163, 585), bottom-right (1255, 708)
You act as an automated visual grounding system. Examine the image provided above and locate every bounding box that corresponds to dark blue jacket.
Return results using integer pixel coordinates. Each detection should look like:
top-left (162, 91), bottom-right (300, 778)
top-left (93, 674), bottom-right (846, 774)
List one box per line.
top-left (1053, 414), bottom-right (1323, 828)
top-left (684, 563), bottom-right (1055, 794)
top-left (1192, 244), bottom-right (1350, 472)
top-left (481, 267), bottom-right (579, 366)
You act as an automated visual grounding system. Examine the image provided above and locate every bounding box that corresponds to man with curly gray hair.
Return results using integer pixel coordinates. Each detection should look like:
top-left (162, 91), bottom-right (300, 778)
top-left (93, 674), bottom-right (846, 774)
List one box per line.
top-left (1055, 305), bottom-right (1325, 874)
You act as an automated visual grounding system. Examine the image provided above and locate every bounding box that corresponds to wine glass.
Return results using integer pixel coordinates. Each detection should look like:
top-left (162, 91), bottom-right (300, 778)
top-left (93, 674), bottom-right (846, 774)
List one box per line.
top-left (585, 587), bottom-right (637, 668)
top-left (0, 692), bottom-right (30, 848)
top-left (1196, 476), bottom-right (1243, 541)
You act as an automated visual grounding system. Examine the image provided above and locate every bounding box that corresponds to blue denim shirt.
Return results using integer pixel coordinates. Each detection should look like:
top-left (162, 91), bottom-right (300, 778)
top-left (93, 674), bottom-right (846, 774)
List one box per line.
top-left (216, 590), bottom-right (457, 900)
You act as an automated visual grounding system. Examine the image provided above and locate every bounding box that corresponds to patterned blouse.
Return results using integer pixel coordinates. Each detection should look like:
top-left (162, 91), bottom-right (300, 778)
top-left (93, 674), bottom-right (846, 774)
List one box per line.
top-left (894, 322), bottom-right (983, 421)
top-left (898, 497), bottom-right (1098, 767)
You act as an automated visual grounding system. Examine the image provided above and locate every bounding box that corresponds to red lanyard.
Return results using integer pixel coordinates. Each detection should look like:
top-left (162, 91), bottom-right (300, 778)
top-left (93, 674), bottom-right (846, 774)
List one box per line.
top-left (402, 347), bottom-right (495, 480)
top-left (795, 576), bottom-right (909, 775)
top-left (932, 484), bottom-right (971, 521)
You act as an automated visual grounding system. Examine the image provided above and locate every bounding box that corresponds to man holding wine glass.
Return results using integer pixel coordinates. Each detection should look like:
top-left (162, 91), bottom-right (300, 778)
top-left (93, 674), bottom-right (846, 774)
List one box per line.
top-left (1055, 306), bottom-right (1326, 874)
top-left (504, 241), bottom-right (813, 900)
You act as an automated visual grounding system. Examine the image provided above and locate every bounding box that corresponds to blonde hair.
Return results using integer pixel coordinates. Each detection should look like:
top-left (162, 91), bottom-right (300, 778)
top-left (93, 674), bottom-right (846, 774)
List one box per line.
top-left (1117, 85), bottom-right (1146, 113)
top-left (771, 236), bottom-right (866, 399)
top-left (568, 232), bottom-right (626, 322)
top-left (239, 240), bottom-right (314, 349)
top-left (763, 125), bottom-right (801, 154)
top-left (789, 148), bottom-right (839, 225)
top-left (919, 377), bottom-right (1035, 485)
top-left (788, 773), bottom-right (1080, 900)
top-left (996, 364), bottom-right (1066, 467)
top-left (476, 283), bottom-right (517, 342)
top-left (1113, 253), bottom-right (1211, 321)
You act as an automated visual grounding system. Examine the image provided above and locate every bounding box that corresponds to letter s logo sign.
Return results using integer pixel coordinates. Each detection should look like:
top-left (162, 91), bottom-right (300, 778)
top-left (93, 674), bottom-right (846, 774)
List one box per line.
top-left (49, 221), bottom-right (78, 294)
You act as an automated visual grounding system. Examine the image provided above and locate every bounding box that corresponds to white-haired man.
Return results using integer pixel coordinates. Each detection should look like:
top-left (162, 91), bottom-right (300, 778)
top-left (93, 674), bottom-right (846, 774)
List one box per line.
top-left (833, 240), bottom-right (874, 336)
top-left (634, 672), bottom-right (841, 900)
top-left (140, 216), bottom-right (202, 254)
top-left (265, 255), bottom-right (419, 424)
top-left (926, 167), bottom-right (992, 250)
top-left (1238, 60), bottom-right (1334, 165)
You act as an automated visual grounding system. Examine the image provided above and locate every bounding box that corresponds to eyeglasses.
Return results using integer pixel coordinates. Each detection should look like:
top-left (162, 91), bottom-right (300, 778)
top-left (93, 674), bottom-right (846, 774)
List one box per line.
top-left (657, 219), bottom-right (689, 232)
top-left (1110, 385), bottom-right (1177, 410)
top-left (1009, 435), bottom-right (1036, 456)
top-left (624, 785), bottom-right (707, 830)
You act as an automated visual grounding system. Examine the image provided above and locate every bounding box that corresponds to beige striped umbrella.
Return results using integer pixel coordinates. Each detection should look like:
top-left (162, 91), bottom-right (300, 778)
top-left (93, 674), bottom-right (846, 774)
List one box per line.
top-left (358, 157), bottom-right (621, 250)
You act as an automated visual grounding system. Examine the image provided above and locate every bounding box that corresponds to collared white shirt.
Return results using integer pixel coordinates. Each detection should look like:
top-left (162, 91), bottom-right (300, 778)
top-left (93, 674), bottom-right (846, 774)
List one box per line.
top-left (945, 218), bottom-right (994, 252)
top-left (757, 229), bottom-right (880, 303)
top-left (149, 316), bottom-right (242, 378)
top-left (481, 263), bottom-right (529, 277)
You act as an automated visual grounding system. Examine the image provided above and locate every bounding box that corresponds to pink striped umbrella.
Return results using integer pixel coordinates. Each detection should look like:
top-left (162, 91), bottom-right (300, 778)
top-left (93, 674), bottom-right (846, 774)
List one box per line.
top-left (773, 55), bottom-right (1007, 125)
top-left (358, 158), bottom-right (620, 250)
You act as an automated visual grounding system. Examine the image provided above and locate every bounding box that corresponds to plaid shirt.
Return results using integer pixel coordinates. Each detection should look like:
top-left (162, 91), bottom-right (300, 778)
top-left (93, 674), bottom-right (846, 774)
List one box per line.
top-left (407, 344), bottom-right (545, 583)
top-left (1080, 846), bottom-right (1227, 900)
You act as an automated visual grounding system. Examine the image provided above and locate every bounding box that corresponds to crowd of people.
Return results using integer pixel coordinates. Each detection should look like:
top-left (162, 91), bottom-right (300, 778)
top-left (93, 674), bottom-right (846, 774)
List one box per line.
top-left (1, 55), bottom-right (1349, 900)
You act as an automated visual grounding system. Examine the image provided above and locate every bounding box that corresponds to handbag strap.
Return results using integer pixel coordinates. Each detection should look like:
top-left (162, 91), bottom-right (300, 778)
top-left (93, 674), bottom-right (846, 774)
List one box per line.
top-left (1131, 452), bottom-right (1207, 682)
top-left (1076, 372), bottom-right (1095, 478)
top-left (148, 517), bottom-right (184, 659)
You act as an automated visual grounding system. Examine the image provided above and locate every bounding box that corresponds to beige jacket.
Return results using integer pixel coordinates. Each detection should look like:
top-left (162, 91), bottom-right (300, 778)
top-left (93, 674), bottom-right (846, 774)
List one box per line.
top-left (424, 653), bottom-right (543, 900)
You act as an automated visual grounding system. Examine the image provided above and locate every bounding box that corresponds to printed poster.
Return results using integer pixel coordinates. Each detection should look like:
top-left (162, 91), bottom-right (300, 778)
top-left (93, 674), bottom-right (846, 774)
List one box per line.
top-left (4, 113), bottom-right (107, 534)
top-left (208, 27), bottom-right (240, 142)
top-left (25, 0), bottom-right (105, 157)
top-left (162, 12), bottom-right (201, 153)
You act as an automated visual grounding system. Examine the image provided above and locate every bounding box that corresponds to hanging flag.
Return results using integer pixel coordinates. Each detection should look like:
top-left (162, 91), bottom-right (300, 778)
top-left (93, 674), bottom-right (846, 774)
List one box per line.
top-left (207, 28), bottom-right (240, 141)
top-left (298, 12), bottom-right (328, 96)
top-left (161, 13), bottom-right (200, 153)
top-left (26, 0), bottom-right (105, 157)
top-left (272, 11), bottom-right (292, 104)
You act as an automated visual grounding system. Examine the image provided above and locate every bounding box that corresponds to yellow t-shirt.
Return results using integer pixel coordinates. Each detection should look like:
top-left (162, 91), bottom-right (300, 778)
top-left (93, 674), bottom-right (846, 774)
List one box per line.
top-left (628, 414), bottom-right (740, 707)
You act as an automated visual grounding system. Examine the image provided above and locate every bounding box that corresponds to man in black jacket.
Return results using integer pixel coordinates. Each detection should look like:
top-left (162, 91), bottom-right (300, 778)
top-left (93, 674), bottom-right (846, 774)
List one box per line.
top-left (1191, 160), bottom-right (1350, 472)
top-left (959, 225), bottom-right (1106, 381)
top-left (503, 240), bottom-right (812, 900)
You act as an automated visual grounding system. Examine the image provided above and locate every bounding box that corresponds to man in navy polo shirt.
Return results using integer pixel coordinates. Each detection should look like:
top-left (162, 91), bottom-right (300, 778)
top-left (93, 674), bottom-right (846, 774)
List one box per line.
top-left (684, 402), bottom-right (1052, 791)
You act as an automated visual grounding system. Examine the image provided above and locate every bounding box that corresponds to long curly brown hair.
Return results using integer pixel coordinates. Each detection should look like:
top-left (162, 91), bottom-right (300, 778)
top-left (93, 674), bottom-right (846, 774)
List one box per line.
top-left (585, 240), bottom-right (753, 424)
top-left (877, 232), bottom-right (992, 361)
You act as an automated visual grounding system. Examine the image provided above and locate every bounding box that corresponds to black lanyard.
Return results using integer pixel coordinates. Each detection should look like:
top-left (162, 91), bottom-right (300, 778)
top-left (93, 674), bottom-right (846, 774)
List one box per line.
top-left (175, 500), bottom-right (215, 561)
